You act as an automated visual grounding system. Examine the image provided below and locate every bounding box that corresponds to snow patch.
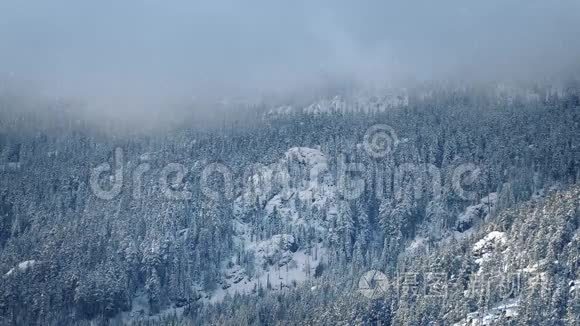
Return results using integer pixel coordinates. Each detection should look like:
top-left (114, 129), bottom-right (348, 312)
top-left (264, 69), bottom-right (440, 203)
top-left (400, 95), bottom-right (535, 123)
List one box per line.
top-left (456, 299), bottom-right (519, 325)
top-left (473, 231), bottom-right (507, 256)
top-left (5, 260), bottom-right (37, 277)
top-left (472, 231), bottom-right (507, 268)
top-left (234, 146), bottom-right (336, 229)
top-left (211, 241), bottom-right (326, 303)
top-left (264, 105), bottom-right (295, 119)
top-left (456, 193), bottom-right (497, 232)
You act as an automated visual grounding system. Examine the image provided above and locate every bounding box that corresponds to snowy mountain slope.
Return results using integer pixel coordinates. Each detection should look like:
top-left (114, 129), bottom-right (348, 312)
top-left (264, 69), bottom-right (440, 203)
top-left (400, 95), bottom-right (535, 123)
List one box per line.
top-left (234, 146), bottom-right (336, 228)
top-left (1, 85), bottom-right (578, 325)
top-left (443, 186), bottom-right (579, 325)
top-left (298, 185), bottom-right (580, 326)
top-left (210, 147), bottom-right (336, 301)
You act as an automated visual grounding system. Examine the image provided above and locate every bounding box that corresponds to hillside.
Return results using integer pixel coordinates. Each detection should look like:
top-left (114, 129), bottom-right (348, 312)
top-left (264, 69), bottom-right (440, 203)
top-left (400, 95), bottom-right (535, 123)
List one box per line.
top-left (0, 85), bottom-right (578, 325)
top-left (192, 185), bottom-right (579, 325)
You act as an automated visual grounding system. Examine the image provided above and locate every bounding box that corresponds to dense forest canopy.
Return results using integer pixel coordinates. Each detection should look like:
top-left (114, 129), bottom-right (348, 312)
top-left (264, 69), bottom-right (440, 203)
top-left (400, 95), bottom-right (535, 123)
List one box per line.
top-left (0, 81), bottom-right (578, 325)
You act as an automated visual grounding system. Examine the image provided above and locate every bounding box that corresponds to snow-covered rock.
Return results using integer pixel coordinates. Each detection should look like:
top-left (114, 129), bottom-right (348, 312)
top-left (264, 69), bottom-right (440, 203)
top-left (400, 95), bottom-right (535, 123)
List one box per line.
top-left (304, 96), bottom-right (347, 114)
top-left (234, 146), bottom-right (336, 228)
top-left (456, 299), bottom-right (519, 325)
top-left (5, 260), bottom-right (37, 277)
top-left (472, 231), bottom-right (508, 269)
top-left (404, 236), bottom-right (429, 255)
top-left (473, 231), bottom-right (507, 257)
top-left (456, 193), bottom-right (497, 232)
top-left (263, 91), bottom-right (409, 120)
top-left (224, 147), bottom-right (337, 302)
top-left (211, 238), bottom-right (326, 303)
top-left (251, 234), bottom-right (298, 268)
top-left (264, 105), bottom-right (295, 119)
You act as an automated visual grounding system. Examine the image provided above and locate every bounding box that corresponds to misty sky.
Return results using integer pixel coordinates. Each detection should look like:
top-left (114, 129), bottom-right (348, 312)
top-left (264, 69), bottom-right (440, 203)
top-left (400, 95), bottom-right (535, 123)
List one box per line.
top-left (1, 0), bottom-right (579, 102)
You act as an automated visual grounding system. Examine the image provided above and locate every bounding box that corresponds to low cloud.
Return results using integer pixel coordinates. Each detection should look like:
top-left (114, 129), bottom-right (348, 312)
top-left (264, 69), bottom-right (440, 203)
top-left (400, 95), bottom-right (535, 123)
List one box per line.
top-left (0, 0), bottom-right (579, 121)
